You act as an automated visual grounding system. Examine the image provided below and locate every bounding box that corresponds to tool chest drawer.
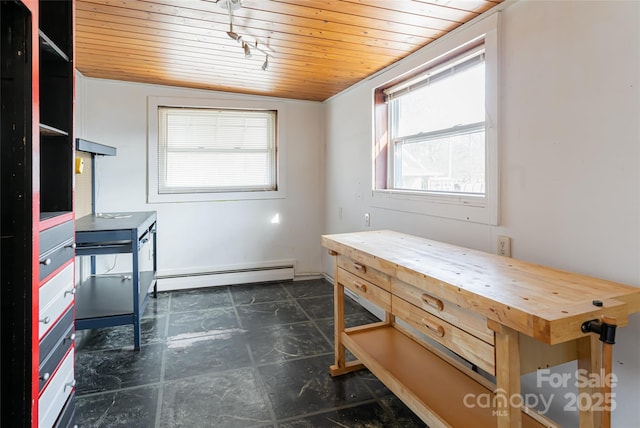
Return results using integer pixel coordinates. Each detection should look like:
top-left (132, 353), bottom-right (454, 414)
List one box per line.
top-left (40, 220), bottom-right (74, 254)
top-left (39, 220), bottom-right (75, 281)
top-left (53, 392), bottom-right (76, 428)
top-left (39, 306), bottom-right (74, 392)
top-left (39, 242), bottom-right (75, 281)
top-left (39, 348), bottom-right (75, 428)
top-left (39, 263), bottom-right (75, 339)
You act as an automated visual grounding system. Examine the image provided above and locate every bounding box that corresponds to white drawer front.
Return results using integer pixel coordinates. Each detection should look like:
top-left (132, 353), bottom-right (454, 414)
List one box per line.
top-left (39, 348), bottom-right (74, 428)
top-left (39, 263), bottom-right (75, 339)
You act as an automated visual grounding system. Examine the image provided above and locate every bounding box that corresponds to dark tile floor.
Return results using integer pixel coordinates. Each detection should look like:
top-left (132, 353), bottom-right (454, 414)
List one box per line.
top-left (74, 278), bottom-right (426, 427)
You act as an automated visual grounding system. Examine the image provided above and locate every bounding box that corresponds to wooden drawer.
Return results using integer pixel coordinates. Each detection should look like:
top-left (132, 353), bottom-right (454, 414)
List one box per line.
top-left (39, 263), bottom-right (75, 340)
top-left (337, 255), bottom-right (390, 291)
top-left (392, 296), bottom-right (495, 375)
top-left (392, 278), bottom-right (494, 345)
top-left (39, 306), bottom-right (74, 392)
top-left (338, 267), bottom-right (391, 312)
top-left (39, 348), bottom-right (74, 428)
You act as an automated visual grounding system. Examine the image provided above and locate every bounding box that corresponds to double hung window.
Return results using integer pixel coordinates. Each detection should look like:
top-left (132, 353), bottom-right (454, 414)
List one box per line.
top-left (385, 46), bottom-right (486, 195)
top-left (372, 18), bottom-right (498, 225)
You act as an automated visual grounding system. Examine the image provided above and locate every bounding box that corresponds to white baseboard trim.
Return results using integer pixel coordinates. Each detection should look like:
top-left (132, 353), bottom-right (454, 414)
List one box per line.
top-left (157, 261), bottom-right (295, 292)
top-left (294, 273), bottom-right (324, 281)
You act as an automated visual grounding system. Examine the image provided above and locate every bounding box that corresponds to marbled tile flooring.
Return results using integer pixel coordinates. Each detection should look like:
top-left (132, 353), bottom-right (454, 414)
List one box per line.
top-left (74, 279), bottom-right (426, 427)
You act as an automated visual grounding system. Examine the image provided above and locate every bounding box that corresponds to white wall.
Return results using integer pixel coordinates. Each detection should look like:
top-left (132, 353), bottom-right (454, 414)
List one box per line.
top-left (76, 77), bottom-right (325, 286)
top-left (323, 1), bottom-right (640, 426)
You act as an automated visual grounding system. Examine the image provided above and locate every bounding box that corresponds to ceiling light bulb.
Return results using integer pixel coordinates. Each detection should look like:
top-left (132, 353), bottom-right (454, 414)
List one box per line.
top-left (262, 55), bottom-right (269, 71)
top-left (243, 42), bottom-right (252, 58)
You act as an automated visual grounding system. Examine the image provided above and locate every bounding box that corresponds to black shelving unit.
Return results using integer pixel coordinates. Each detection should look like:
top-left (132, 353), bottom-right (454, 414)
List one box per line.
top-left (2, 1), bottom-right (76, 426)
top-left (37, 2), bottom-right (77, 428)
top-left (39, 0), bottom-right (74, 220)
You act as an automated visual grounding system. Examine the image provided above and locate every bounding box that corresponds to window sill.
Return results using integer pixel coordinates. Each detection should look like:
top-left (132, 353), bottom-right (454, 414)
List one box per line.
top-left (148, 188), bottom-right (285, 203)
top-left (371, 189), bottom-right (497, 225)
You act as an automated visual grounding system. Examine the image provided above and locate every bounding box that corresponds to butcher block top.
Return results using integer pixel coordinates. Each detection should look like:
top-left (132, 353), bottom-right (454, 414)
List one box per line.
top-left (322, 230), bottom-right (640, 345)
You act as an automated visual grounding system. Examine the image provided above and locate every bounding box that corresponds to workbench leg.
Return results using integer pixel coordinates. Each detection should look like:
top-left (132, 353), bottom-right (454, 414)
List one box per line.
top-left (332, 279), bottom-right (346, 370)
top-left (577, 335), bottom-right (601, 428)
top-left (493, 322), bottom-right (522, 428)
top-left (330, 252), bottom-right (347, 375)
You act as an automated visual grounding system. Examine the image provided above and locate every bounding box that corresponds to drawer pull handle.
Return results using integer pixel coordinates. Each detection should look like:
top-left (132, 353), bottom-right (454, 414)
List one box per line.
top-left (64, 287), bottom-right (76, 297)
top-left (421, 293), bottom-right (444, 311)
top-left (353, 263), bottom-right (366, 273)
top-left (40, 258), bottom-right (52, 266)
top-left (65, 379), bottom-right (76, 390)
top-left (40, 316), bottom-right (51, 325)
top-left (66, 242), bottom-right (76, 249)
top-left (66, 333), bottom-right (76, 342)
top-left (353, 281), bottom-right (367, 293)
top-left (40, 372), bottom-right (50, 381)
top-left (421, 319), bottom-right (445, 337)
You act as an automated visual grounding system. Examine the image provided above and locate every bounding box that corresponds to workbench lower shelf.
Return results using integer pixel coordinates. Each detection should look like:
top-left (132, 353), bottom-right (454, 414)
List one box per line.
top-left (75, 271), bottom-right (155, 328)
top-left (342, 324), bottom-right (546, 428)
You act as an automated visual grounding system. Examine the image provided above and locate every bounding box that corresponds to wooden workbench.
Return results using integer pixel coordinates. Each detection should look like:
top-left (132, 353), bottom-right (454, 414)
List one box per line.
top-left (322, 230), bottom-right (640, 428)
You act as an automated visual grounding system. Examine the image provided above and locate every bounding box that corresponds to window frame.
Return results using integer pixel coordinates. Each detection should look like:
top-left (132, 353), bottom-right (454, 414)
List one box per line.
top-left (372, 15), bottom-right (499, 225)
top-left (147, 96), bottom-right (287, 203)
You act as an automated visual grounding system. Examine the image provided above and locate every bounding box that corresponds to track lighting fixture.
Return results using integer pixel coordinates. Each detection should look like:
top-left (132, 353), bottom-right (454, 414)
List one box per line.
top-left (217, 0), bottom-right (274, 71)
top-left (224, 3), bottom-right (241, 41)
top-left (226, 24), bottom-right (241, 42)
top-left (218, 0), bottom-right (242, 10)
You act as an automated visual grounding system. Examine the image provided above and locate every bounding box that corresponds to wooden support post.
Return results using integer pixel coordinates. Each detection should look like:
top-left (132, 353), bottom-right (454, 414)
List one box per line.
top-left (490, 320), bottom-right (522, 428)
top-left (577, 334), bottom-right (601, 428)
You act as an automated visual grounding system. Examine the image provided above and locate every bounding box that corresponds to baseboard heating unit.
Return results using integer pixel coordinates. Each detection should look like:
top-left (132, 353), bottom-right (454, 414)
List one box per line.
top-left (156, 261), bottom-right (295, 291)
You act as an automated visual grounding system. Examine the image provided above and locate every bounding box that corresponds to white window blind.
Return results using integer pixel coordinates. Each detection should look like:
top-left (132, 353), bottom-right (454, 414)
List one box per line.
top-left (158, 107), bottom-right (277, 194)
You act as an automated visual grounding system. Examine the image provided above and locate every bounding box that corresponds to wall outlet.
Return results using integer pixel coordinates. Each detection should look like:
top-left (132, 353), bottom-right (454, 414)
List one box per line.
top-left (497, 235), bottom-right (511, 257)
top-left (364, 212), bottom-right (370, 227)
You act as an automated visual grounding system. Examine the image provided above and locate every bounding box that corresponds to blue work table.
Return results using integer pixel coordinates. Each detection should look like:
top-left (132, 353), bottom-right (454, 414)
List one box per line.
top-left (75, 211), bottom-right (157, 350)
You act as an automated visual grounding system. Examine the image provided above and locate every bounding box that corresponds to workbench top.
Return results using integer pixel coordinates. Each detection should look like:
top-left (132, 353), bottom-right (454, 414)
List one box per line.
top-left (322, 230), bottom-right (640, 344)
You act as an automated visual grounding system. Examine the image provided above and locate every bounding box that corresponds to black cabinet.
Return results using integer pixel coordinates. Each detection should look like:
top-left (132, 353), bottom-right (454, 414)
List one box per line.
top-left (1, 2), bottom-right (35, 424)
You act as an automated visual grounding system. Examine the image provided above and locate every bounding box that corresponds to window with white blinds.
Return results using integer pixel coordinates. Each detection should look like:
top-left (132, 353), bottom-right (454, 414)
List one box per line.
top-left (371, 14), bottom-right (499, 225)
top-left (157, 107), bottom-right (277, 194)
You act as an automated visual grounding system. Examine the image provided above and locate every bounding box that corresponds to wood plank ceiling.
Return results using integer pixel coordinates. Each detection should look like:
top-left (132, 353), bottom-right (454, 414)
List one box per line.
top-left (75, 0), bottom-right (502, 102)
